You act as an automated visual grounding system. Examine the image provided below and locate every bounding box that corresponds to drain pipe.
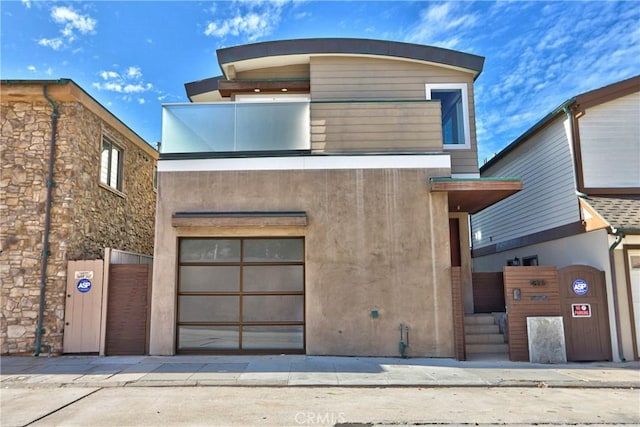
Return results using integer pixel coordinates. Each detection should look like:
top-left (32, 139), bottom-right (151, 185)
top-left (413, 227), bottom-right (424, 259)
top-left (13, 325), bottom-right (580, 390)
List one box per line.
top-left (608, 227), bottom-right (625, 362)
top-left (34, 84), bottom-right (59, 356)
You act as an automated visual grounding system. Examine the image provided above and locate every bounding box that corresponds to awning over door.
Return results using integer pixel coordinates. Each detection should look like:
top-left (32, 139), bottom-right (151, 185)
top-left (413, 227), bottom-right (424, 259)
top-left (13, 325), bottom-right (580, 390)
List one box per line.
top-left (429, 177), bottom-right (522, 214)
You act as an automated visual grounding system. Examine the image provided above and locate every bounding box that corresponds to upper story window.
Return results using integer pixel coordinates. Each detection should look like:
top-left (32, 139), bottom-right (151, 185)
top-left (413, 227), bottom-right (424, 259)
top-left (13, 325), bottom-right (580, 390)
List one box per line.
top-left (425, 83), bottom-right (471, 149)
top-left (100, 136), bottom-right (123, 191)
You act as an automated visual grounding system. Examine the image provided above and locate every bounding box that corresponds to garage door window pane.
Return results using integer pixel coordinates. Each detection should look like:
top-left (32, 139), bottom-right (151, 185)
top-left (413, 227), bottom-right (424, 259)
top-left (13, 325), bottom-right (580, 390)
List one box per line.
top-left (178, 326), bottom-right (239, 350)
top-left (242, 325), bottom-right (303, 350)
top-left (243, 265), bottom-right (304, 292)
top-left (243, 239), bottom-right (303, 262)
top-left (180, 239), bottom-right (240, 262)
top-left (243, 295), bottom-right (303, 322)
top-left (179, 296), bottom-right (239, 322)
top-left (179, 266), bottom-right (240, 292)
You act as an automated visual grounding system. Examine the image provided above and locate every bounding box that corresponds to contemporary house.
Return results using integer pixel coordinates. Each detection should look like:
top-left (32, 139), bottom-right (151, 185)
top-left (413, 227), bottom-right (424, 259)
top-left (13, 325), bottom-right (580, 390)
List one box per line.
top-left (1, 79), bottom-right (158, 355)
top-left (472, 75), bottom-right (640, 361)
top-left (151, 38), bottom-right (521, 357)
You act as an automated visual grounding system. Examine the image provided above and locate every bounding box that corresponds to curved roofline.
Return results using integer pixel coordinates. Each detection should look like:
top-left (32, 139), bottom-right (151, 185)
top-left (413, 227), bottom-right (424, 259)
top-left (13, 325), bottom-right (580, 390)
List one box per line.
top-left (216, 38), bottom-right (484, 76)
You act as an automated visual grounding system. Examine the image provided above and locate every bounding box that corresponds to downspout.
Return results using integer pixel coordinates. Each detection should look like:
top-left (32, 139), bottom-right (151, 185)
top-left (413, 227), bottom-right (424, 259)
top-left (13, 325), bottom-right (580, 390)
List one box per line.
top-left (608, 227), bottom-right (625, 361)
top-left (34, 85), bottom-right (59, 356)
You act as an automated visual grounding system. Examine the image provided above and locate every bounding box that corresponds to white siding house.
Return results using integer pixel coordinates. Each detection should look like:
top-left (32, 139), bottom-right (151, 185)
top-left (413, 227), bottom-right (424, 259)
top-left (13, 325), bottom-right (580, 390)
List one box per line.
top-left (471, 75), bottom-right (640, 362)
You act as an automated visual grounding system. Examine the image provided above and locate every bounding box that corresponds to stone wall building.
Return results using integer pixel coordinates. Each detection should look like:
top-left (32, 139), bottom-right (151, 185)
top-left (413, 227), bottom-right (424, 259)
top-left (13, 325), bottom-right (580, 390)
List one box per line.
top-left (1, 79), bottom-right (158, 354)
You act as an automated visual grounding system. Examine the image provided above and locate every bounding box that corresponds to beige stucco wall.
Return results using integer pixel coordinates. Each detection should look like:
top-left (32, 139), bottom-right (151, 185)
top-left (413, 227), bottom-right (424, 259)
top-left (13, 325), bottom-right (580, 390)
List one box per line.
top-left (1, 85), bottom-right (157, 354)
top-left (150, 167), bottom-right (454, 357)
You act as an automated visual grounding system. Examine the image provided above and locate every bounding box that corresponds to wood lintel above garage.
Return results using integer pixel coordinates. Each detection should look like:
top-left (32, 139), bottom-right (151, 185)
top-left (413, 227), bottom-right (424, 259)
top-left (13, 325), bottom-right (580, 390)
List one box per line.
top-left (172, 211), bottom-right (308, 228)
top-left (218, 79), bottom-right (310, 97)
top-left (430, 177), bottom-right (522, 214)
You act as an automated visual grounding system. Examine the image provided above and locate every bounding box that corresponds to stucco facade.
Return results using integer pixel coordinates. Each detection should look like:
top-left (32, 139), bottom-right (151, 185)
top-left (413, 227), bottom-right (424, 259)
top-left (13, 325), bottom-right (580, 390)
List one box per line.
top-left (151, 164), bottom-right (455, 357)
top-left (0, 80), bottom-right (158, 354)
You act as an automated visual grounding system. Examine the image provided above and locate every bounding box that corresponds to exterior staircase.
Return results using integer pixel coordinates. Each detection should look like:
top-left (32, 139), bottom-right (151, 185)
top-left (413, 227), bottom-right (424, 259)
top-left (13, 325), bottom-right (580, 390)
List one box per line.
top-left (464, 313), bottom-right (509, 360)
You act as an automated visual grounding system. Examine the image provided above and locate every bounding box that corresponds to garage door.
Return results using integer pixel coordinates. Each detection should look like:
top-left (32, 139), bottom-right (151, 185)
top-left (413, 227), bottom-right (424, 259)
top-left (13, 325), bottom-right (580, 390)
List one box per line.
top-left (177, 237), bottom-right (304, 354)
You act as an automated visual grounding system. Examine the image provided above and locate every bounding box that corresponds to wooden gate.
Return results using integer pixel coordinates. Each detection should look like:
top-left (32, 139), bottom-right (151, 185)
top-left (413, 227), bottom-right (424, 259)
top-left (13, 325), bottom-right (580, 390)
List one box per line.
top-left (559, 265), bottom-right (612, 361)
top-left (105, 264), bottom-right (152, 355)
top-left (63, 260), bottom-right (104, 353)
top-left (472, 272), bottom-right (505, 313)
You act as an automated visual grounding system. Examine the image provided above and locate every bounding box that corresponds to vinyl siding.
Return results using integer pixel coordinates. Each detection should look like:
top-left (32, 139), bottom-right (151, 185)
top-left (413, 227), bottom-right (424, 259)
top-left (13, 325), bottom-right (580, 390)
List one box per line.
top-left (472, 115), bottom-right (580, 249)
top-left (310, 56), bottom-right (478, 173)
top-left (579, 91), bottom-right (640, 188)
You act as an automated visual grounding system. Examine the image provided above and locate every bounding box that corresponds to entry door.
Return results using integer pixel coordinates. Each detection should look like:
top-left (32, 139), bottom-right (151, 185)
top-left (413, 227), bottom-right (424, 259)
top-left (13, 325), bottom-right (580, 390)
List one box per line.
top-left (627, 250), bottom-right (640, 358)
top-left (559, 265), bottom-right (612, 361)
top-left (63, 260), bottom-right (104, 353)
top-left (105, 264), bottom-right (151, 355)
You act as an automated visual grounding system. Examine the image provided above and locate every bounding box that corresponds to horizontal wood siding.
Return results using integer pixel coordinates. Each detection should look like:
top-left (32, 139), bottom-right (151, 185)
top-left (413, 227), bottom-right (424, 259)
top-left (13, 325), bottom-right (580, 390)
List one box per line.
top-left (310, 56), bottom-right (478, 173)
top-left (236, 64), bottom-right (310, 80)
top-left (503, 266), bottom-right (561, 361)
top-left (310, 102), bottom-right (442, 152)
top-left (579, 91), bottom-right (640, 188)
top-left (472, 116), bottom-right (579, 250)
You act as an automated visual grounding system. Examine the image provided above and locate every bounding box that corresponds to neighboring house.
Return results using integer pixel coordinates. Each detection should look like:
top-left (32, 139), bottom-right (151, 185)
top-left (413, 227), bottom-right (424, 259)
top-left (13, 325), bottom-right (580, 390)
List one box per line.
top-left (471, 75), bottom-right (640, 361)
top-left (0, 79), bottom-right (158, 355)
top-left (151, 38), bottom-right (521, 357)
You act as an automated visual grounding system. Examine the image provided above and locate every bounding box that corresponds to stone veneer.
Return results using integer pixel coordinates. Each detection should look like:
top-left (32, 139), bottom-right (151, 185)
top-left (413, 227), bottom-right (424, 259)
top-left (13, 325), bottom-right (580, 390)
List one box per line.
top-left (1, 83), bottom-right (157, 354)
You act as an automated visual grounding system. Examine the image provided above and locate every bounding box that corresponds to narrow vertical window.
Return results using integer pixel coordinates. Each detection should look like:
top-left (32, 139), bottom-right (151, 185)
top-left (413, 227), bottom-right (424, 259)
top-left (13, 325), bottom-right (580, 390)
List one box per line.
top-left (425, 83), bottom-right (471, 149)
top-left (100, 137), bottom-right (123, 191)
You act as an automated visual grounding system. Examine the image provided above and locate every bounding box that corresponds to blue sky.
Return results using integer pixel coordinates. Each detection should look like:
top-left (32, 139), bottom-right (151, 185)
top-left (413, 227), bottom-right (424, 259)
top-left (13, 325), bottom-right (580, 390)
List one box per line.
top-left (2, 1), bottom-right (639, 164)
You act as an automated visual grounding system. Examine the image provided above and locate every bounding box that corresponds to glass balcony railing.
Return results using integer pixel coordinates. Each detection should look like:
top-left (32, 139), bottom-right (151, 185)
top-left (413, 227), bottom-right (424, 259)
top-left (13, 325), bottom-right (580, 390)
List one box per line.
top-left (161, 101), bottom-right (310, 154)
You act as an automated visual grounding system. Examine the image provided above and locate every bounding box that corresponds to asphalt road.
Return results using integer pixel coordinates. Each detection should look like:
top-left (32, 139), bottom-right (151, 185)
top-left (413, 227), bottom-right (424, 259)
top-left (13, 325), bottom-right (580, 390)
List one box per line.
top-left (2, 386), bottom-right (639, 427)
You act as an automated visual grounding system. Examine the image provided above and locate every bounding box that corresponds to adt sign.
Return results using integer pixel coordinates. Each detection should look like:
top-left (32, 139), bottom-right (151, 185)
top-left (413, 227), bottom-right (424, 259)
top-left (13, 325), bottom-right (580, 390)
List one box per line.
top-left (77, 278), bottom-right (92, 293)
top-left (572, 279), bottom-right (589, 296)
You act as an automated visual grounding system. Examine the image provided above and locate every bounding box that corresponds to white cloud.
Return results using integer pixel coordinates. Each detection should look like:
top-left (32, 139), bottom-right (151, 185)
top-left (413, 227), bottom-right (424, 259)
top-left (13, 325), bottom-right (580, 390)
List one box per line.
top-left (38, 38), bottom-right (63, 50)
top-left (27, 65), bottom-right (36, 72)
top-left (127, 66), bottom-right (142, 79)
top-left (123, 83), bottom-right (152, 93)
top-left (93, 67), bottom-right (154, 101)
top-left (38, 6), bottom-right (96, 50)
top-left (101, 71), bottom-right (120, 80)
top-left (404, 2), bottom-right (479, 50)
top-left (51, 6), bottom-right (96, 34)
top-left (21, 0), bottom-right (31, 9)
top-left (205, 13), bottom-right (270, 40)
top-left (203, 0), bottom-right (292, 41)
top-left (45, 67), bottom-right (53, 76)
top-left (138, 98), bottom-right (146, 105)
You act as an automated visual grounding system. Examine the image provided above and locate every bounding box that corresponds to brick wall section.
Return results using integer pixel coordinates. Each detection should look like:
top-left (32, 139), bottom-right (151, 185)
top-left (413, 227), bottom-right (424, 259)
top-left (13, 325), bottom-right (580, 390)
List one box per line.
top-left (451, 266), bottom-right (466, 360)
top-left (1, 95), bottom-right (157, 354)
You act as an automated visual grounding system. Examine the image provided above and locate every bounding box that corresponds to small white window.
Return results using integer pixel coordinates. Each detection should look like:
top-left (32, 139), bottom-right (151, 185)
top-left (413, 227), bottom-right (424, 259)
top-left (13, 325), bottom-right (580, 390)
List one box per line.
top-left (101, 137), bottom-right (123, 191)
top-left (425, 83), bottom-right (471, 149)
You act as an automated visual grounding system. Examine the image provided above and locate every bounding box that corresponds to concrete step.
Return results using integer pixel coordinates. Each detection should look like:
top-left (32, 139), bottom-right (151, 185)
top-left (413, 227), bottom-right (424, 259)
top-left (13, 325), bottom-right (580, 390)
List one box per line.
top-left (465, 333), bottom-right (505, 344)
top-left (464, 314), bottom-right (496, 325)
top-left (466, 343), bottom-right (509, 354)
top-left (465, 324), bottom-right (500, 335)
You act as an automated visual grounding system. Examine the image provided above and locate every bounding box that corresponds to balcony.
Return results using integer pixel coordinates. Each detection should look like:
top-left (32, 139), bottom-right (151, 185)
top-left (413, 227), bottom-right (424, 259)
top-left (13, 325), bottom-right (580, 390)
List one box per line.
top-left (162, 101), bottom-right (311, 154)
top-left (161, 100), bottom-right (443, 155)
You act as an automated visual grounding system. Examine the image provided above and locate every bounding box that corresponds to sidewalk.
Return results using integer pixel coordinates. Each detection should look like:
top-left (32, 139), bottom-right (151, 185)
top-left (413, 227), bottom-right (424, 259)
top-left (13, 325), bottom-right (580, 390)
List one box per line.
top-left (2, 355), bottom-right (639, 388)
